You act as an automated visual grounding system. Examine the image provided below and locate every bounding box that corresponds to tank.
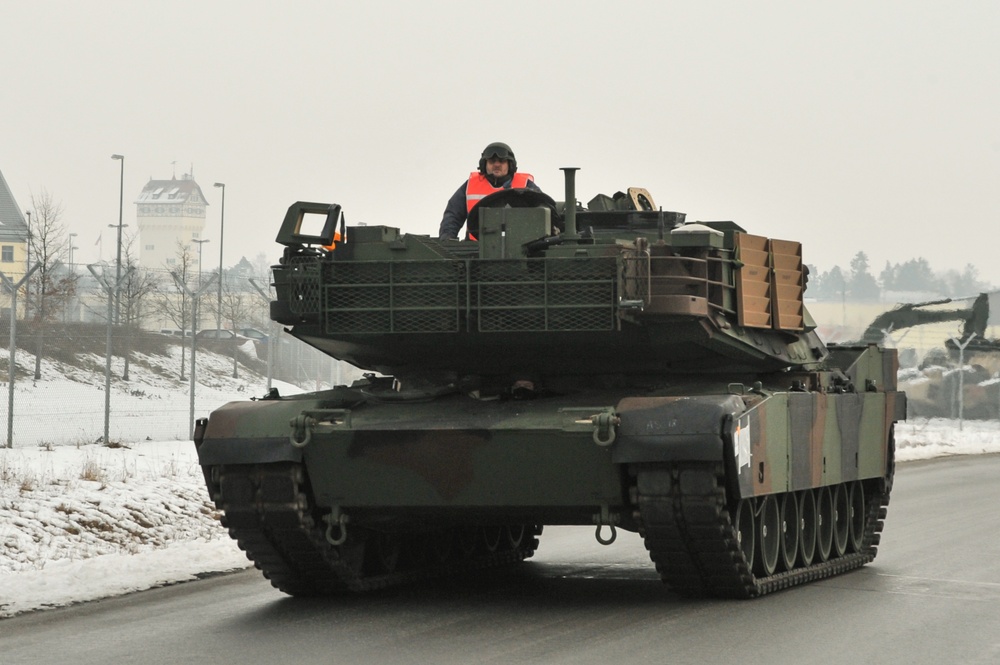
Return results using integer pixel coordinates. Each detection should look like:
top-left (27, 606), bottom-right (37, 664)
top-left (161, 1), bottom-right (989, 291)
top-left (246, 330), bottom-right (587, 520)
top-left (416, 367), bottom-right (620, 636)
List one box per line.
top-left (193, 168), bottom-right (906, 598)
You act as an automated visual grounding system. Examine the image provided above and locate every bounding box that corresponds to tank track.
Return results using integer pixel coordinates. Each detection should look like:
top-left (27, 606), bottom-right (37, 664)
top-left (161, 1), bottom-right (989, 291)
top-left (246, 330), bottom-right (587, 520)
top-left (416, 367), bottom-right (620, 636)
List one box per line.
top-left (207, 462), bottom-right (541, 595)
top-left (633, 459), bottom-right (892, 598)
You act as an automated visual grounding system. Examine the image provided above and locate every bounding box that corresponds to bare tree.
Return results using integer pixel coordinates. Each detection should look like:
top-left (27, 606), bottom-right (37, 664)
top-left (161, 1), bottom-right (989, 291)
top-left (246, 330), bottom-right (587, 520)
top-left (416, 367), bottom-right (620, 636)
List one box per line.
top-left (26, 190), bottom-right (77, 379)
top-left (26, 190), bottom-right (74, 319)
top-left (155, 241), bottom-right (195, 380)
top-left (247, 252), bottom-right (274, 329)
top-left (117, 231), bottom-right (160, 380)
top-left (123, 264), bottom-right (160, 329)
top-left (218, 280), bottom-right (254, 378)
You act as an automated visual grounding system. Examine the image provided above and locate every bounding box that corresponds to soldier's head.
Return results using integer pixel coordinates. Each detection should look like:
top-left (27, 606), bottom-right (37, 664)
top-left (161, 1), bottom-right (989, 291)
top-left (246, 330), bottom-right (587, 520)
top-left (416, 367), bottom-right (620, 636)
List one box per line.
top-left (478, 142), bottom-right (517, 183)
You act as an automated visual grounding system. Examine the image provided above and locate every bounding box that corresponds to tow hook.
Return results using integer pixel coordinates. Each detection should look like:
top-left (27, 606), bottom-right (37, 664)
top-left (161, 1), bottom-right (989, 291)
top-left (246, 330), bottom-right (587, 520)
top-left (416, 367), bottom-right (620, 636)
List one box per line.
top-left (324, 507), bottom-right (350, 546)
top-left (592, 412), bottom-right (620, 446)
top-left (592, 505), bottom-right (620, 545)
top-left (289, 414), bottom-right (316, 448)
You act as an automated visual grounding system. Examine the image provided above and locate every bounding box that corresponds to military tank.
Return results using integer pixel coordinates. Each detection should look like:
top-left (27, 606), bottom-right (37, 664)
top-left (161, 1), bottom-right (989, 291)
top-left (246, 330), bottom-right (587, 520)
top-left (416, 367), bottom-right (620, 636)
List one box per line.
top-left (193, 168), bottom-right (905, 598)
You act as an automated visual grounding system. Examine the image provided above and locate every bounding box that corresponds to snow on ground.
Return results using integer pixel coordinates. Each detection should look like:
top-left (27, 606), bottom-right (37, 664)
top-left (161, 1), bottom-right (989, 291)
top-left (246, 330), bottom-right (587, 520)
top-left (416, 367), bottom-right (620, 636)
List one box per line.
top-left (1, 341), bottom-right (306, 618)
top-left (0, 441), bottom-right (250, 618)
top-left (893, 417), bottom-right (1000, 461)
top-left (3, 350), bottom-right (1000, 618)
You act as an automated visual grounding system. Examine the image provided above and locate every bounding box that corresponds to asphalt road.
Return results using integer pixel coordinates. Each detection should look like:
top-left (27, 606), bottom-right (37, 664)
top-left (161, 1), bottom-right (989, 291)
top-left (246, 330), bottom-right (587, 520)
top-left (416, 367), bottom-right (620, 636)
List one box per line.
top-left (3, 455), bottom-right (1000, 665)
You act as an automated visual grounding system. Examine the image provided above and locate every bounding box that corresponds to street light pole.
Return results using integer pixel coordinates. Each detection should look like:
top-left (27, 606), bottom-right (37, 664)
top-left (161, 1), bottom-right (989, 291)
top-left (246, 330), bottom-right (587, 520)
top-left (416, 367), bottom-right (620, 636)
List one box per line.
top-left (193, 238), bottom-right (210, 331)
top-left (66, 232), bottom-right (79, 323)
top-left (68, 233), bottom-right (78, 274)
top-left (193, 239), bottom-right (210, 288)
top-left (213, 182), bottom-right (225, 333)
top-left (111, 154), bottom-right (125, 324)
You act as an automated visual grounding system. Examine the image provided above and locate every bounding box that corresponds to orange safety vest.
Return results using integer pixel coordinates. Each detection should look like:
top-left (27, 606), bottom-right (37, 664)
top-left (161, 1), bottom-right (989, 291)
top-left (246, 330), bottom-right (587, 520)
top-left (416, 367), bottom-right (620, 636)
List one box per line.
top-left (464, 172), bottom-right (534, 213)
top-left (322, 231), bottom-right (342, 251)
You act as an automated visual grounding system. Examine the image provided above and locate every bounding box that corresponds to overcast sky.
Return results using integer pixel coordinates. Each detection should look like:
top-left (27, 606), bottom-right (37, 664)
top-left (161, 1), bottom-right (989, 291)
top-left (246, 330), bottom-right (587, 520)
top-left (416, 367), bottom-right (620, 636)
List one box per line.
top-left (3, 1), bottom-right (998, 285)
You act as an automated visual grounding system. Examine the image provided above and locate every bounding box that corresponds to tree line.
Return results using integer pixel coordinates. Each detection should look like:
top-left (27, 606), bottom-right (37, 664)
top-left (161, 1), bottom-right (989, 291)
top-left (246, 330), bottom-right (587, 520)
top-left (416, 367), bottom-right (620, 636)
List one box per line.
top-left (806, 251), bottom-right (991, 301)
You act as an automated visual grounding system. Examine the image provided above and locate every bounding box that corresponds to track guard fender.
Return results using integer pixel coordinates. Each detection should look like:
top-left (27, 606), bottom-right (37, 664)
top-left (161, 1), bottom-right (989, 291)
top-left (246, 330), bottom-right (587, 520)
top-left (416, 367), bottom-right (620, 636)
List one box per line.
top-left (611, 394), bottom-right (746, 463)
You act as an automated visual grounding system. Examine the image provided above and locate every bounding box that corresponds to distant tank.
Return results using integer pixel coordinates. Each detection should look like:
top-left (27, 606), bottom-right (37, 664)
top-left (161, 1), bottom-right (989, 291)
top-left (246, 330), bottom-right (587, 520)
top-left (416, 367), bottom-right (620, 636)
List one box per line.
top-left (194, 168), bottom-right (905, 598)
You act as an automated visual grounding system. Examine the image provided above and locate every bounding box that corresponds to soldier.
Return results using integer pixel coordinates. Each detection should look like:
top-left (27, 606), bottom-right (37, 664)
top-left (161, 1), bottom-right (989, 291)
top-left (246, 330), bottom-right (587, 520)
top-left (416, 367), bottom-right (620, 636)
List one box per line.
top-left (438, 142), bottom-right (542, 240)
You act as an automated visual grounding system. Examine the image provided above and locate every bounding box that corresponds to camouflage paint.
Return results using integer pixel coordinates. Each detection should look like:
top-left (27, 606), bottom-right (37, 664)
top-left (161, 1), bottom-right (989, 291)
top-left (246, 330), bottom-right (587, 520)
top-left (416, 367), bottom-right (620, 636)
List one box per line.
top-left (731, 384), bottom-right (892, 500)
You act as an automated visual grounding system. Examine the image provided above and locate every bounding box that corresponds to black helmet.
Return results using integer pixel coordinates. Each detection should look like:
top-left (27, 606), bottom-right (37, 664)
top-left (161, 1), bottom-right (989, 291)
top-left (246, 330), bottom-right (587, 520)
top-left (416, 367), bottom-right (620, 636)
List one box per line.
top-left (478, 142), bottom-right (517, 175)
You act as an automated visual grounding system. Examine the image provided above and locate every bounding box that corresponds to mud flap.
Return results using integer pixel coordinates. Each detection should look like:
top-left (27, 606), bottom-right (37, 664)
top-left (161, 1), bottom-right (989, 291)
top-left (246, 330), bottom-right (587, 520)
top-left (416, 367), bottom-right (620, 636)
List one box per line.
top-left (196, 437), bottom-right (304, 465)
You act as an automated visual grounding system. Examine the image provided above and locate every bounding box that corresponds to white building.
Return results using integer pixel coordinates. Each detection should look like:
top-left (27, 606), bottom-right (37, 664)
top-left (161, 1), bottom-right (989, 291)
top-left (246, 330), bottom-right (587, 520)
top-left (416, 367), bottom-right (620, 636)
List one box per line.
top-left (136, 173), bottom-right (209, 270)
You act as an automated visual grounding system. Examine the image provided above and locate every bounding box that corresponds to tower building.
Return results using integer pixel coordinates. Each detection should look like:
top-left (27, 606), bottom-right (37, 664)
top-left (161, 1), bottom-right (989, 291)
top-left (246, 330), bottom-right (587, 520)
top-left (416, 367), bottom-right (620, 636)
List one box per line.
top-left (135, 172), bottom-right (209, 270)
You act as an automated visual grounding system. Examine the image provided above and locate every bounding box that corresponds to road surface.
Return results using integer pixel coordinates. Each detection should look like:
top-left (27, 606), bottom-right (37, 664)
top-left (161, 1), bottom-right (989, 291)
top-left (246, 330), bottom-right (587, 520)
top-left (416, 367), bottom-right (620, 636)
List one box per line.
top-left (3, 455), bottom-right (999, 664)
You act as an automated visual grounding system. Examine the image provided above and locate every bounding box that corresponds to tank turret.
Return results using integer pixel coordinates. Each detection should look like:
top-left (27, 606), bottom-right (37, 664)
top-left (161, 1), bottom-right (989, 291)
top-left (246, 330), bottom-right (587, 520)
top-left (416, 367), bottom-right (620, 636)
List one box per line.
top-left (271, 169), bottom-right (827, 388)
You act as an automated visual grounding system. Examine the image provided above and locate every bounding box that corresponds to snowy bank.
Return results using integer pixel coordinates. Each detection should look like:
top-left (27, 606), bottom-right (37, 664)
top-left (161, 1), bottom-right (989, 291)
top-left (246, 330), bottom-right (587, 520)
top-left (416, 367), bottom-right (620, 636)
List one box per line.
top-left (0, 440), bottom-right (250, 618)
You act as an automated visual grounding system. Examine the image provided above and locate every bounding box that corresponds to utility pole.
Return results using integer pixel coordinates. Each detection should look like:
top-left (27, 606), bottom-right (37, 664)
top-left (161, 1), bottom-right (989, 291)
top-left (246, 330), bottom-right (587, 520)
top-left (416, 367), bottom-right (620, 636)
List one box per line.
top-left (111, 154), bottom-right (125, 324)
top-left (214, 182), bottom-right (226, 333)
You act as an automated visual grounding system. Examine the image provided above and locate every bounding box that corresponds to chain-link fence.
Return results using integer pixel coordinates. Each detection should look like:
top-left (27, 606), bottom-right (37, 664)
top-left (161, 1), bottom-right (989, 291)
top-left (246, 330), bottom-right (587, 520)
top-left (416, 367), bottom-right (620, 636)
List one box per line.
top-left (1, 259), bottom-right (370, 449)
top-left (1, 320), bottom-right (356, 449)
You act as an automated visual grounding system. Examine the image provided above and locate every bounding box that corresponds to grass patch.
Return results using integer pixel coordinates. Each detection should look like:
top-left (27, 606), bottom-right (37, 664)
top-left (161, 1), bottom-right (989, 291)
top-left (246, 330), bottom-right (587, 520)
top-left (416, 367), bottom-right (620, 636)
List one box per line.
top-left (80, 458), bottom-right (107, 483)
top-left (19, 470), bottom-right (36, 492)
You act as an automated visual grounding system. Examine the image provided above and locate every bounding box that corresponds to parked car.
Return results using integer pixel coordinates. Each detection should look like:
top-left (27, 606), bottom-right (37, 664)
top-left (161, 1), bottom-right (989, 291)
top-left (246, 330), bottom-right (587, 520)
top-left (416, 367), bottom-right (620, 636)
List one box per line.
top-left (195, 329), bottom-right (250, 342)
top-left (237, 327), bottom-right (269, 342)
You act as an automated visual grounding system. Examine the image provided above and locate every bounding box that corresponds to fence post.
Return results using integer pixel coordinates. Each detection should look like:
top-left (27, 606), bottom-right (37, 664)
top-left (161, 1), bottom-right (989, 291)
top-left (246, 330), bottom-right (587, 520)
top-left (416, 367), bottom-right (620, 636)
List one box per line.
top-left (172, 271), bottom-right (217, 438)
top-left (2, 265), bottom-right (40, 448)
top-left (248, 277), bottom-right (275, 393)
top-left (88, 264), bottom-right (133, 446)
top-left (950, 332), bottom-right (977, 432)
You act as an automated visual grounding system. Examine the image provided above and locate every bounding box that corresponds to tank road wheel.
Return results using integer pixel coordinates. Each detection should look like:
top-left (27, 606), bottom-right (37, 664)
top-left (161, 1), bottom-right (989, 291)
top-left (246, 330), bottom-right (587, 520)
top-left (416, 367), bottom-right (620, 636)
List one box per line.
top-left (797, 490), bottom-right (817, 567)
top-left (733, 498), bottom-right (756, 571)
top-left (815, 487), bottom-right (834, 563)
top-left (832, 484), bottom-right (850, 558)
top-left (778, 493), bottom-right (800, 572)
top-left (847, 481), bottom-right (866, 553)
top-left (505, 524), bottom-right (526, 549)
top-left (483, 526), bottom-right (504, 552)
top-left (755, 495), bottom-right (780, 577)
